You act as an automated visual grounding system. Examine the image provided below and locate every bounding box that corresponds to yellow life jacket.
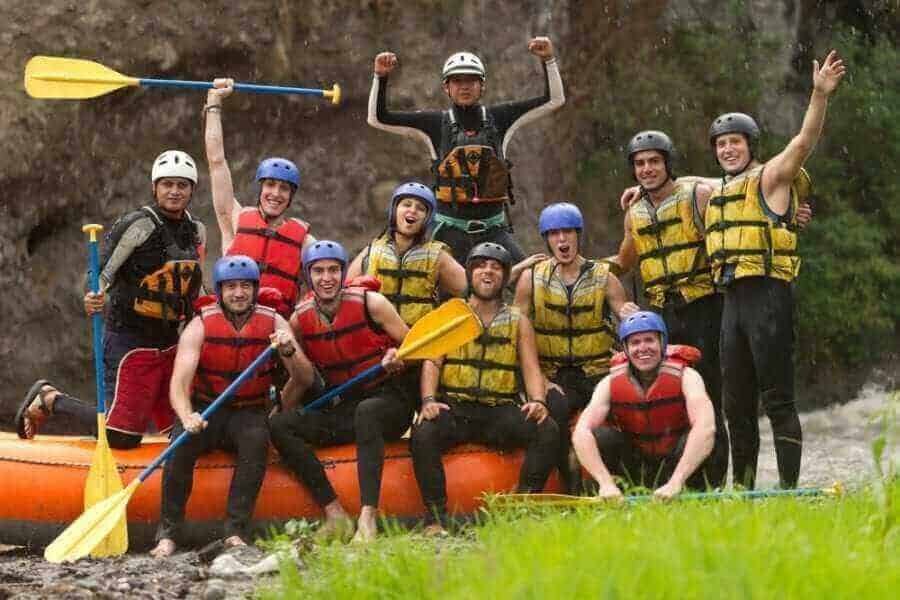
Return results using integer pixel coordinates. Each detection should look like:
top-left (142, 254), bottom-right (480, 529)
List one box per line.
top-left (705, 166), bottom-right (811, 284)
top-left (531, 258), bottom-right (615, 379)
top-left (440, 305), bottom-right (520, 406)
top-left (364, 235), bottom-right (445, 326)
top-left (628, 181), bottom-right (715, 307)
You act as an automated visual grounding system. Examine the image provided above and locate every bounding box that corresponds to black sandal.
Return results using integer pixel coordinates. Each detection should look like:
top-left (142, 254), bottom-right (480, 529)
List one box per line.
top-left (15, 379), bottom-right (54, 439)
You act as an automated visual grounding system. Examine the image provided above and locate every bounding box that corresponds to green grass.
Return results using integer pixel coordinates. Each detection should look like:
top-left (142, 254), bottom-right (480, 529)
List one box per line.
top-left (259, 480), bottom-right (899, 599)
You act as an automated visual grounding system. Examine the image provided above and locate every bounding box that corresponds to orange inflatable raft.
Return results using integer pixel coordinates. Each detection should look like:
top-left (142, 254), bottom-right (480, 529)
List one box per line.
top-left (0, 432), bottom-right (560, 549)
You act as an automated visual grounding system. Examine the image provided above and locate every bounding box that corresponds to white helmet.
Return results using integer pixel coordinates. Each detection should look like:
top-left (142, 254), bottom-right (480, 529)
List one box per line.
top-left (151, 150), bottom-right (198, 184)
top-left (442, 52), bottom-right (486, 82)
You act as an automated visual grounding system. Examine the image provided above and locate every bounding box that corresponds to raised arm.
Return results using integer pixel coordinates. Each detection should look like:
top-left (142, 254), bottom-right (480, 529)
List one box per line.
top-left (513, 267), bottom-right (534, 314)
top-left (346, 246), bottom-right (369, 281)
top-left (606, 210), bottom-right (638, 277)
top-left (654, 367), bottom-right (715, 500)
top-left (762, 50), bottom-right (846, 214)
top-left (205, 78), bottom-right (243, 253)
top-left (572, 376), bottom-right (622, 500)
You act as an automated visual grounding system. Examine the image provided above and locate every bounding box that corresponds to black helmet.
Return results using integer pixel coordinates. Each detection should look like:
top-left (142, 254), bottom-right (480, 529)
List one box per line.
top-left (709, 112), bottom-right (759, 148)
top-left (466, 242), bottom-right (512, 291)
top-left (626, 130), bottom-right (675, 180)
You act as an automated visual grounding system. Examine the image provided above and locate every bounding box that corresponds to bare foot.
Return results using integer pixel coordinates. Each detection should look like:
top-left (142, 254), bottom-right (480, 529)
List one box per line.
top-left (223, 535), bottom-right (246, 548)
top-left (351, 506), bottom-right (378, 544)
top-left (423, 524), bottom-right (448, 537)
top-left (150, 538), bottom-right (176, 558)
top-left (22, 384), bottom-right (58, 439)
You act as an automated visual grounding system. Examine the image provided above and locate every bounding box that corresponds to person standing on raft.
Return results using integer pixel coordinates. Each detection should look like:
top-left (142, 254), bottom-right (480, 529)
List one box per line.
top-left (367, 37), bottom-right (564, 264)
top-left (16, 151), bottom-right (205, 448)
top-left (151, 256), bottom-right (313, 558)
top-left (270, 240), bottom-right (413, 543)
top-left (573, 311), bottom-right (716, 500)
top-left (702, 51), bottom-right (845, 489)
top-left (411, 242), bottom-right (560, 534)
top-left (204, 78), bottom-right (316, 313)
top-left (514, 202), bottom-right (638, 493)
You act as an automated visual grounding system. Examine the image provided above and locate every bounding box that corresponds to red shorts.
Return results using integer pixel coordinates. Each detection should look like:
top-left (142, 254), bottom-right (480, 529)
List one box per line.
top-left (106, 345), bottom-right (176, 436)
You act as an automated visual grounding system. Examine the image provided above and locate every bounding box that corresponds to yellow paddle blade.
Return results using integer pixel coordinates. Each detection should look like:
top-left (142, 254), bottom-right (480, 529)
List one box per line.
top-left (397, 298), bottom-right (482, 361)
top-left (45, 479), bottom-right (138, 563)
top-left (25, 56), bottom-right (139, 99)
top-left (84, 416), bottom-right (128, 558)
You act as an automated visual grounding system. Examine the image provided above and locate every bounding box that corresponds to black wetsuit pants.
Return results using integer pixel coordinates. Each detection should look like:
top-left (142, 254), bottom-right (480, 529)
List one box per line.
top-left (545, 370), bottom-right (600, 493)
top-left (411, 401), bottom-right (559, 526)
top-left (434, 224), bottom-right (526, 266)
top-left (592, 425), bottom-right (709, 490)
top-left (156, 405), bottom-right (269, 542)
top-left (720, 277), bottom-right (801, 489)
top-left (269, 383), bottom-right (414, 508)
top-left (657, 293), bottom-right (729, 487)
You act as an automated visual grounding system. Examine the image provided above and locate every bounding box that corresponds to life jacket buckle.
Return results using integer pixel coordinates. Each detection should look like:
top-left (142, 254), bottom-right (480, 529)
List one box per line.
top-left (465, 220), bottom-right (488, 234)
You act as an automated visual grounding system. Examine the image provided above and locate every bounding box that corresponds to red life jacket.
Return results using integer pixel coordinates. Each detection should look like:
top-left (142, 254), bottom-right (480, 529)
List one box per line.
top-left (227, 207), bottom-right (309, 306)
top-left (607, 344), bottom-right (701, 457)
top-left (192, 303), bottom-right (277, 408)
top-left (291, 287), bottom-right (395, 389)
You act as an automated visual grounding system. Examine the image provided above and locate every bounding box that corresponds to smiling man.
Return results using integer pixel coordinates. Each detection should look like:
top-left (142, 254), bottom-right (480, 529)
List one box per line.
top-left (703, 50), bottom-right (846, 489)
top-left (151, 255), bottom-right (313, 558)
top-left (573, 311), bottom-right (716, 501)
top-left (204, 79), bottom-right (316, 311)
top-left (514, 202), bottom-right (638, 493)
top-left (17, 151), bottom-right (205, 448)
top-left (411, 242), bottom-right (559, 534)
top-left (367, 38), bottom-right (564, 264)
top-left (270, 240), bottom-right (413, 543)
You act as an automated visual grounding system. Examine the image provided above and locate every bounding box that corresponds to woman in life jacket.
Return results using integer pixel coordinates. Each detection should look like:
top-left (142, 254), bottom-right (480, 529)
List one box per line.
top-left (346, 182), bottom-right (467, 327)
top-left (572, 311), bottom-right (717, 501)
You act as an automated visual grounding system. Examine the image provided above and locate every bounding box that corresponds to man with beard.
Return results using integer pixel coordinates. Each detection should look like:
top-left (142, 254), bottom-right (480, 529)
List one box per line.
top-left (270, 240), bottom-right (411, 543)
top-left (367, 38), bottom-right (564, 264)
top-left (609, 131), bottom-right (729, 488)
top-left (514, 202), bottom-right (638, 493)
top-left (17, 151), bottom-right (205, 448)
top-left (151, 255), bottom-right (313, 558)
top-left (702, 51), bottom-right (845, 489)
top-left (573, 311), bottom-right (716, 500)
top-left (411, 242), bottom-right (559, 534)
top-left (204, 79), bottom-right (316, 311)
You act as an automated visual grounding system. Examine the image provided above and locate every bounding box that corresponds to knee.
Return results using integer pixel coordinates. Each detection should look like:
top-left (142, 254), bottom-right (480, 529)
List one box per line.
top-left (354, 398), bottom-right (384, 432)
top-left (411, 420), bottom-right (442, 453)
top-left (535, 417), bottom-right (560, 447)
top-left (592, 425), bottom-right (624, 451)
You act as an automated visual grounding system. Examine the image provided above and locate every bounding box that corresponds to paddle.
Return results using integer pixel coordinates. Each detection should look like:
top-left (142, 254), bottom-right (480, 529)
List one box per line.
top-left (302, 298), bottom-right (481, 413)
top-left (24, 56), bottom-right (341, 104)
top-left (44, 344), bottom-right (277, 564)
top-left (494, 483), bottom-right (844, 507)
top-left (80, 224), bottom-right (128, 559)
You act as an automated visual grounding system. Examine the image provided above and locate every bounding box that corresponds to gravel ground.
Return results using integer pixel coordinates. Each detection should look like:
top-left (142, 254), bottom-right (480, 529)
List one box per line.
top-left (0, 386), bottom-right (896, 599)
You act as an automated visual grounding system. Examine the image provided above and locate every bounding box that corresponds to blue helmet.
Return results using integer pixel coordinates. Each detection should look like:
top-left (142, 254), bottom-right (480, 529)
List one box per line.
top-left (213, 255), bottom-right (260, 299)
top-left (539, 203), bottom-right (584, 236)
top-left (389, 182), bottom-right (436, 230)
top-left (256, 157), bottom-right (300, 189)
top-left (618, 310), bottom-right (668, 354)
top-left (302, 240), bottom-right (348, 291)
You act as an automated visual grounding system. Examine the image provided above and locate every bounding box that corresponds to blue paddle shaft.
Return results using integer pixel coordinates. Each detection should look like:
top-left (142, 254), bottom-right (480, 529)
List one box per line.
top-left (301, 362), bottom-right (385, 413)
top-left (137, 345), bottom-right (276, 482)
top-left (139, 78), bottom-right (328, 97)
top-left (86, 239), bottom-right (105, 414)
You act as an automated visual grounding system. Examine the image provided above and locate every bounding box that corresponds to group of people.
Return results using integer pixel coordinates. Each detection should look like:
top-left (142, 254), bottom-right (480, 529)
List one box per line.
top-left (14, 37), bottom-right (847, 553)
